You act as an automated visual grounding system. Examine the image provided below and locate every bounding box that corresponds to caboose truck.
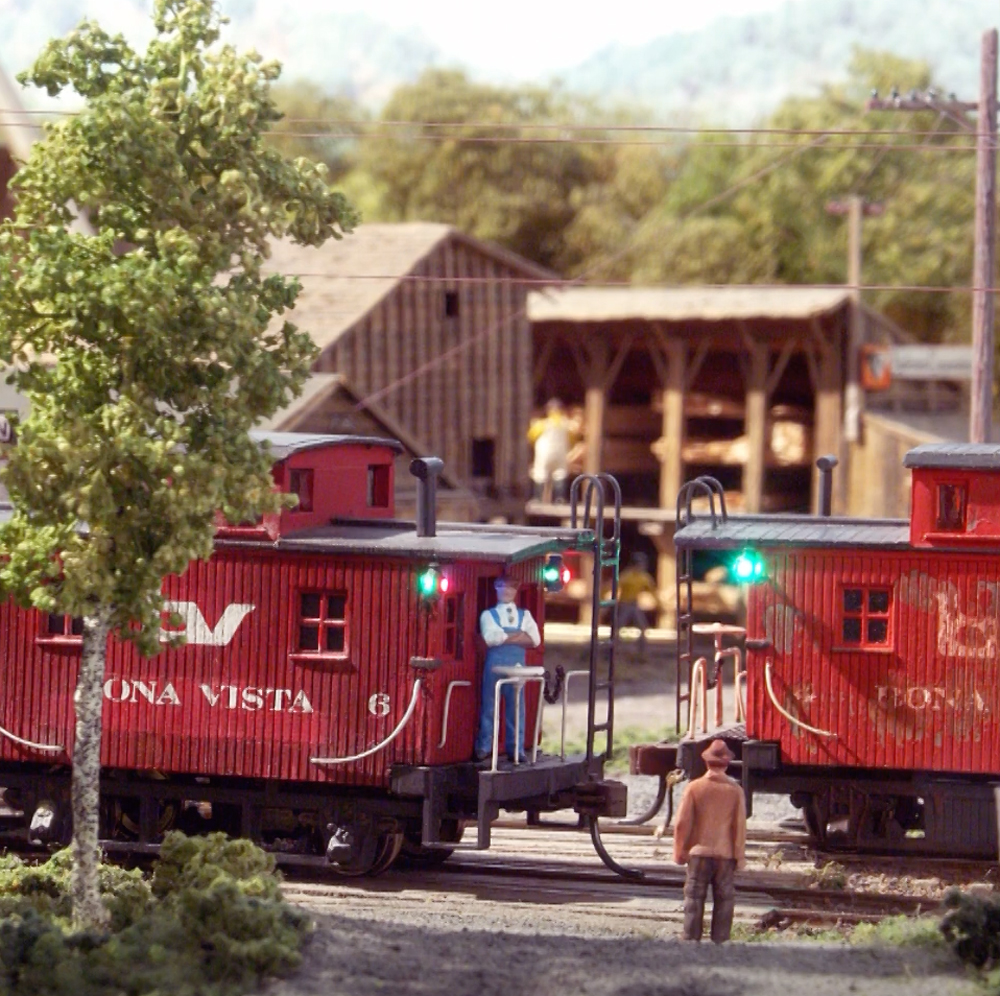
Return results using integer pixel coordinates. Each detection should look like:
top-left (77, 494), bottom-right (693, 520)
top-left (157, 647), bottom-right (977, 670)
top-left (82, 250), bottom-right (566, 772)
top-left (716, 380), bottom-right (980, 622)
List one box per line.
top-left (0, 432), bottom-right (630, 876)
top-left (633, 444), bottom-right (1000, 859)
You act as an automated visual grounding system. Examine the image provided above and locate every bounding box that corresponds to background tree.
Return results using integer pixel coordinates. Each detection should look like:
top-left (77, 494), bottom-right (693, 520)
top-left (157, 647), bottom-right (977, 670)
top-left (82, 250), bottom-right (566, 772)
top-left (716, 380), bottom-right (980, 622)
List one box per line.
top-left (0, 0), bottom-right (355, 927)
top-left (350, 69), bottom-right (671, 275)
top-left (267, 80), bottom-right (364, 183)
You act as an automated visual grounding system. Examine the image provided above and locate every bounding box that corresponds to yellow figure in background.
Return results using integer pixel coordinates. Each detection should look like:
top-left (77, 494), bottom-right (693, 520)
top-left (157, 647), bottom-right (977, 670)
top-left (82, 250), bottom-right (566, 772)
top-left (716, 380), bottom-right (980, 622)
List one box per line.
top-left (527, 398), bottom-right (577, 503)
top-left (617, 552), bottom-right (661, 654)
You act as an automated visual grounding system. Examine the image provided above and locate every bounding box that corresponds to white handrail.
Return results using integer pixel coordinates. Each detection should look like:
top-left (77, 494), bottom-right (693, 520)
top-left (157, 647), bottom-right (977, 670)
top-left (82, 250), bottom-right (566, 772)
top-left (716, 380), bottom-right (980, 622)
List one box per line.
top-left (560, 669), bottom-right (591, 758)
top-left (0, 723), bottom-right (63, 753)
top-left (490, 667), bottom-right (546, 771)
top-left (734, 671), bottom-right (747, 722)
top-left (311, 679), bottom-right (423, 764)
top-left (764, 662), bottom-right (837, 738)
top-left (438, 680), bottom-right (472, 749)
top-left (685, 657), bottom-right (709, 739)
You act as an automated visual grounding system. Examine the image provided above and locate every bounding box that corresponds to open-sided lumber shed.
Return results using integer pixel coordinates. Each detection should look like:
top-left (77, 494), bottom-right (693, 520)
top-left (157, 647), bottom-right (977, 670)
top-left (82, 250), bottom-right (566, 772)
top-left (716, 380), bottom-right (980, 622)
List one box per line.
top-left (526, 285), bottom-right (904, 620)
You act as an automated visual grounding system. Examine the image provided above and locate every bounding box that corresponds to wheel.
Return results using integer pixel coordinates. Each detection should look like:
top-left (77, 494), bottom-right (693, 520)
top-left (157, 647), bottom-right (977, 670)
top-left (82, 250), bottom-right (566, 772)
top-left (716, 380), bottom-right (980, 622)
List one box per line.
top-left (326, 823), bottom-right (380, 876)
top-left (369, 833), bottom-right (404, 875)
top-left (800, 795), bottom-right (827, 845)
top-left (398, 818), bottom-right (464, 867)
top-left (102, 796), bottom-right (177, 842)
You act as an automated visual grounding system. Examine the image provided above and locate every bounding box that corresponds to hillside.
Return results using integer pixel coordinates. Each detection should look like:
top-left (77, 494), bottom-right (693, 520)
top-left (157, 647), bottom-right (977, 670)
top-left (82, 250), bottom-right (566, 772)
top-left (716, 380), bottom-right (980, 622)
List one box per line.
top-left (559, 0), bottom-right (1000, 122)
top-left (1, 0), bottom-right (999, 120)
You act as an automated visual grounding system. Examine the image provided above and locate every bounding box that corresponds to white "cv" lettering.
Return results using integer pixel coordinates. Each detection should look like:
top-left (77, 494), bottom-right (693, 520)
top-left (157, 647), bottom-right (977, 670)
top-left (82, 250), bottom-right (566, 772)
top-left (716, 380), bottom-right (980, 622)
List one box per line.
top-left (161, 601), bottom-right (254, 647)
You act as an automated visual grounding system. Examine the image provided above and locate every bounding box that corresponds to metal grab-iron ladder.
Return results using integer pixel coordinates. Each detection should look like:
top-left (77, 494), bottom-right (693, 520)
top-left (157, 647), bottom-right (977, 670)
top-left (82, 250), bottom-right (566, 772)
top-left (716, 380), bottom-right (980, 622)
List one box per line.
top-left (569, 473), bottom-right (622, 764)
top-left (674, 476), bottom-right (728, 735)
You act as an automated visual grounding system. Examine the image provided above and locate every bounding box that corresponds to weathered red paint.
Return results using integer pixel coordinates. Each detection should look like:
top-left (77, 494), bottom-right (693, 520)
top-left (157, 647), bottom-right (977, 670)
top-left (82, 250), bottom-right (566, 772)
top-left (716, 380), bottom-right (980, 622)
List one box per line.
top-left (0, 437), bottom-right (549, 787)
top-left (909, 467), bottom-right (1000, 547)
top-left (746, 548), bottom-right (1000, 775)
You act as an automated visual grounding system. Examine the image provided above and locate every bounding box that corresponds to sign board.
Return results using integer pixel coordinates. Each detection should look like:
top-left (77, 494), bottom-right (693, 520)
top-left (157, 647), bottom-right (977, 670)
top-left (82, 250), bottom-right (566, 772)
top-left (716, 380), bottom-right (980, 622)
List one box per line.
top-left (860, 345), bottom-right (973, 391)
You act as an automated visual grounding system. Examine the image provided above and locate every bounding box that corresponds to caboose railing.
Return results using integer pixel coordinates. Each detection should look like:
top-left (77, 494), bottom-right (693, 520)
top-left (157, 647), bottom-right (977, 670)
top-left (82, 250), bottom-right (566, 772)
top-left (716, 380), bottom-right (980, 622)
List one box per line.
top-left (570, 473), bottom-right (622, 764)
top-left (674, 476), bottom-right (728, 734)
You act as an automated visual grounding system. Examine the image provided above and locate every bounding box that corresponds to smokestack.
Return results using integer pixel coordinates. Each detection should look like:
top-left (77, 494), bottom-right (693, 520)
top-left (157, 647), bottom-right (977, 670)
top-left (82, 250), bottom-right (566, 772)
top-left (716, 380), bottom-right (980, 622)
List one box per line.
top-left (410, 457), bottom-right (444, 537)
top-left (816, 454), bottom-right (839, 517)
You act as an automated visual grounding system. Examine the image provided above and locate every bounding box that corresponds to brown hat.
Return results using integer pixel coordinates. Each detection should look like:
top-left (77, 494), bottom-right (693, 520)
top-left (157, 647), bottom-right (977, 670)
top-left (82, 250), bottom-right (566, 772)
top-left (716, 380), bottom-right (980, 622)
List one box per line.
top-left (494, 573), bottom-right (519, 589)
top-left (702, 739), bottom-right (735, 767)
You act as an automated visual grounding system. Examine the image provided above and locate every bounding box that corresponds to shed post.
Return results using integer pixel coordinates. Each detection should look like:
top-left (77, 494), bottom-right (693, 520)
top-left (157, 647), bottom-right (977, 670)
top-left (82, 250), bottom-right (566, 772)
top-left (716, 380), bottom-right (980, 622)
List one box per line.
top-left (583, 338), bottom-right (609, 474)
top-left (813, 343), bottom-right (844, 514)
top-left (744, 342), bottom-right (769, 514)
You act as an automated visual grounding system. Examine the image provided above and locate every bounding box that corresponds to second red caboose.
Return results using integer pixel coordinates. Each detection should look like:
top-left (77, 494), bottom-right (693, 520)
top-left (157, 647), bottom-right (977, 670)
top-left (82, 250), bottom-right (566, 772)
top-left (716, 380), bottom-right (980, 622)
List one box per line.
top-left (636, 444), bottom-right (1000, 857)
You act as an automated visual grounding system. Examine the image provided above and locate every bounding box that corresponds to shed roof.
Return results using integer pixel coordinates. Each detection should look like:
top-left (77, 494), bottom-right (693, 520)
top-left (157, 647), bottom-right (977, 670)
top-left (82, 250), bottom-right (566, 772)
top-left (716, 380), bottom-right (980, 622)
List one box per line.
top-left (527, 286), bottom-right (853, 324)
top-left (903, 443), bottom-right (1000, 470)
top-left (674, 514), bottom-right (911, 550)
top-left (264, 223), bottom-right (556, 353)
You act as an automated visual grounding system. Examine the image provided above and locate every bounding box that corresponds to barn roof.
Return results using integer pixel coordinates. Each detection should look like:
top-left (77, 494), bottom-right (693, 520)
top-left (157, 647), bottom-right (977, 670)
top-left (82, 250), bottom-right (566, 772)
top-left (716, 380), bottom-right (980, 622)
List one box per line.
top-left (263, 223), bottom-right (556, 354)
top-left (527, 286), bottom-right (853, 324)
top-left (674, 514), bottom-right (911, 550)
top-left (903, 443), bottom-right (1000, 470)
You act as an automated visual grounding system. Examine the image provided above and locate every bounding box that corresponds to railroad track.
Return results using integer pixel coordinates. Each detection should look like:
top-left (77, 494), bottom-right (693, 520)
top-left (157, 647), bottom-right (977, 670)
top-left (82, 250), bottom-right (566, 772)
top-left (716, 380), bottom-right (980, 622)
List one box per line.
top-left (279, 823), bottom-right (948, 931)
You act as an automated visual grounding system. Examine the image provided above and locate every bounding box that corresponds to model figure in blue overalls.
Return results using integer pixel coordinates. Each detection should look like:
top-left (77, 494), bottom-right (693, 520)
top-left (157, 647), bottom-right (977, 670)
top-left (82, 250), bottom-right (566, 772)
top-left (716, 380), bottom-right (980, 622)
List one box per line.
top-left (475, 574), bottom-right (541, 763)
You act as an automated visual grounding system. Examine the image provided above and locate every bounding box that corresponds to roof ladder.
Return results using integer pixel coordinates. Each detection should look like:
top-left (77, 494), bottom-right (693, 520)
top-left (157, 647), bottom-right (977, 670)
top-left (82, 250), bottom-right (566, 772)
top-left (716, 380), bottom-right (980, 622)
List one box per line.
top-left (570, 473), bottom-right (623, 764)
top-left (674, 477), bottom-right (728, 735)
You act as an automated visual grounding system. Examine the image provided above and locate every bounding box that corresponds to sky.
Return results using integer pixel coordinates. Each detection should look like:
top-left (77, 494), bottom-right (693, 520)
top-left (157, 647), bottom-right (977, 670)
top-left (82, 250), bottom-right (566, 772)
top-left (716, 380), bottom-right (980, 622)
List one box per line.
top-left (306, 0), bottom-right (802, 78)
top-left (1, 0), bottom-right (807, 81)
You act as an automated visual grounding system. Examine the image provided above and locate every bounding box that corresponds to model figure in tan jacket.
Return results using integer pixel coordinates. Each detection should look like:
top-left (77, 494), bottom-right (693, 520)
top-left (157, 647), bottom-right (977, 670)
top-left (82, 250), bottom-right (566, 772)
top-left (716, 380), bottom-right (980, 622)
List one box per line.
top-left (673, 739), bottom-right (747, 942)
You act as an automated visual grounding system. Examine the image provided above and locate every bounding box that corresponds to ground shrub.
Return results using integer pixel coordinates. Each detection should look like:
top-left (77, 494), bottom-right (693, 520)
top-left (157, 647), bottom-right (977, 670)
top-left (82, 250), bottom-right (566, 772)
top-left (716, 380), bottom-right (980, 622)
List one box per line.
top-left (940, 887), bottom-right (1000, 969)
top-left (0, 832), bottom-right (311, 996)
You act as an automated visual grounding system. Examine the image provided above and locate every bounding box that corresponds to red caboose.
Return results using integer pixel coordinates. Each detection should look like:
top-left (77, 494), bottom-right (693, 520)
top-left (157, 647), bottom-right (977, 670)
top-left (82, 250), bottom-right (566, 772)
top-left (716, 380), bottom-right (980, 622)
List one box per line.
top-left (0, 433), bottom-right (627, 874)
top-left (637, 444), bottom-right (1000, 857)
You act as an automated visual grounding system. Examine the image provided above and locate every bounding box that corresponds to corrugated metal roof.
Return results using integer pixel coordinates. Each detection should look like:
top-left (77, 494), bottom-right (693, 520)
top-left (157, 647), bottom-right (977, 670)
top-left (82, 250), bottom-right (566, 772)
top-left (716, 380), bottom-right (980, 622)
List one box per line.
top-left (675, 514), bottom-right (911, 550)
top-left (249, 430), bottom-right (403, 461)
top-left (903, 443), bottom-right (1000, 469)
top-left (264, 223), bottom-right (555, 354)
top-left (527, 286), bottom-right (852, 323)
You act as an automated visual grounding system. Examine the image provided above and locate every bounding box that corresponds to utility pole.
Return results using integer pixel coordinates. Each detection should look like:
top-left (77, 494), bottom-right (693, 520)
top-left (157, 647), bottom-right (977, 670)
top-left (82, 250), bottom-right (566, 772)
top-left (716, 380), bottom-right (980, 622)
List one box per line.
top-left (972, 29), bottom-right (998, 443)
top-left (868, 28), bottom-right (998, 443)
top-left (826, 196), bottom-right (885, 443)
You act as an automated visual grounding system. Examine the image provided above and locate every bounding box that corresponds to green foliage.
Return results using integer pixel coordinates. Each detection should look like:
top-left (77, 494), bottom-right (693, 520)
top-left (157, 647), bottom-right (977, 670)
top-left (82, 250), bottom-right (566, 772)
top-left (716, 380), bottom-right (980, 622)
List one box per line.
top-left (0, 850), bottom-right (152, 931)
top-left (350, 68), bottom-right (670, 275)
top-left (0, 834), bottom-right (311, 996)
top-left (850, 914), bottom-right (945, 949)
top-left (267, 81), bottom-right (365, 181)
top-left (0, 0), bottom-right (357, 653)
top-left (940, 887), bottom-right (1000, 970)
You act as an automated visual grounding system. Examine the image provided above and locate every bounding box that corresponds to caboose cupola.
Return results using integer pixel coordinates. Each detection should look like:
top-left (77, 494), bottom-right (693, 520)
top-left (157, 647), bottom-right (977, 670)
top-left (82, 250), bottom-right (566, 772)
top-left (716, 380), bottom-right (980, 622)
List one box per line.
top-left (904, 443), bottom-right (1000, 548)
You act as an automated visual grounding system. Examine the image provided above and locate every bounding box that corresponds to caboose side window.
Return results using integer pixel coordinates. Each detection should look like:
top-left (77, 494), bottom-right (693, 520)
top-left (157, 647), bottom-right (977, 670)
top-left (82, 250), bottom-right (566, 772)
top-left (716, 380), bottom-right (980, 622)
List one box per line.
top-left (936, 483), bottom-right (967, 531)
top-left (839, 586), bottom-right (891, 649)
top-left (367, 464), bottom-right (390, 508)
top-left (37, 613), bottom-right (83, 648)
top-left (289, 468), bottom-right (314, 513)
top-left (442, 593), bottom-right (465, 659)
top-left (295, 591), bottom-right (348, 657)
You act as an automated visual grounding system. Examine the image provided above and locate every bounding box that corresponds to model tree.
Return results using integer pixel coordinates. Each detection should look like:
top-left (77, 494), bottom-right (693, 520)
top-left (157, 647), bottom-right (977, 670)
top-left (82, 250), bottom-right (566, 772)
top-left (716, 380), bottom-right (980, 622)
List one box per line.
top-left (0, 0), bottom-right (355, 927)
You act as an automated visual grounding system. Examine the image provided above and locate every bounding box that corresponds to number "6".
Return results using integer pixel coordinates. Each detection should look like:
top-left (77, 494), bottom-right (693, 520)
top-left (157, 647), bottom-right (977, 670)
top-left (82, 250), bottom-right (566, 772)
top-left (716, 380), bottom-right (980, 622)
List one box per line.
top-left (368, 693), bottom-right (390, 717)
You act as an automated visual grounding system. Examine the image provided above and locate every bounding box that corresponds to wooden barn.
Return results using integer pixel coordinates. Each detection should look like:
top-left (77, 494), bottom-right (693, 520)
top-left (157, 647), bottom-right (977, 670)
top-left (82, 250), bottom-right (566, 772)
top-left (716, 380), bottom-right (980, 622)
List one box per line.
top-left (526, 285), bottom-right (909, 622)
top-left (265, 224), bottom-right (556, 517)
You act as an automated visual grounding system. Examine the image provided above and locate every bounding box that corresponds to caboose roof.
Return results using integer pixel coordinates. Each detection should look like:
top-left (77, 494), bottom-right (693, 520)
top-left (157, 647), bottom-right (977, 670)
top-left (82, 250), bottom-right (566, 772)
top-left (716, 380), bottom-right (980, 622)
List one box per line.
top-left (250, 430), bottom-right (403, 460)
top-left (223, 519), bottom-right (591, 562)
top-left (674, 514), bottom-right (910, 550)
top-left (902, 443), bottom-right (1000, 469)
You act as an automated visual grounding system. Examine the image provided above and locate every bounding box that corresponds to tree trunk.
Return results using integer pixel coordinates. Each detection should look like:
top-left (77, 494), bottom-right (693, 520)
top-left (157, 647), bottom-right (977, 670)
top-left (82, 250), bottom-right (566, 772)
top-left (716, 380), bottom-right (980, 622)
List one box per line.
top-left (71, 609), bottom-right (111, 929)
